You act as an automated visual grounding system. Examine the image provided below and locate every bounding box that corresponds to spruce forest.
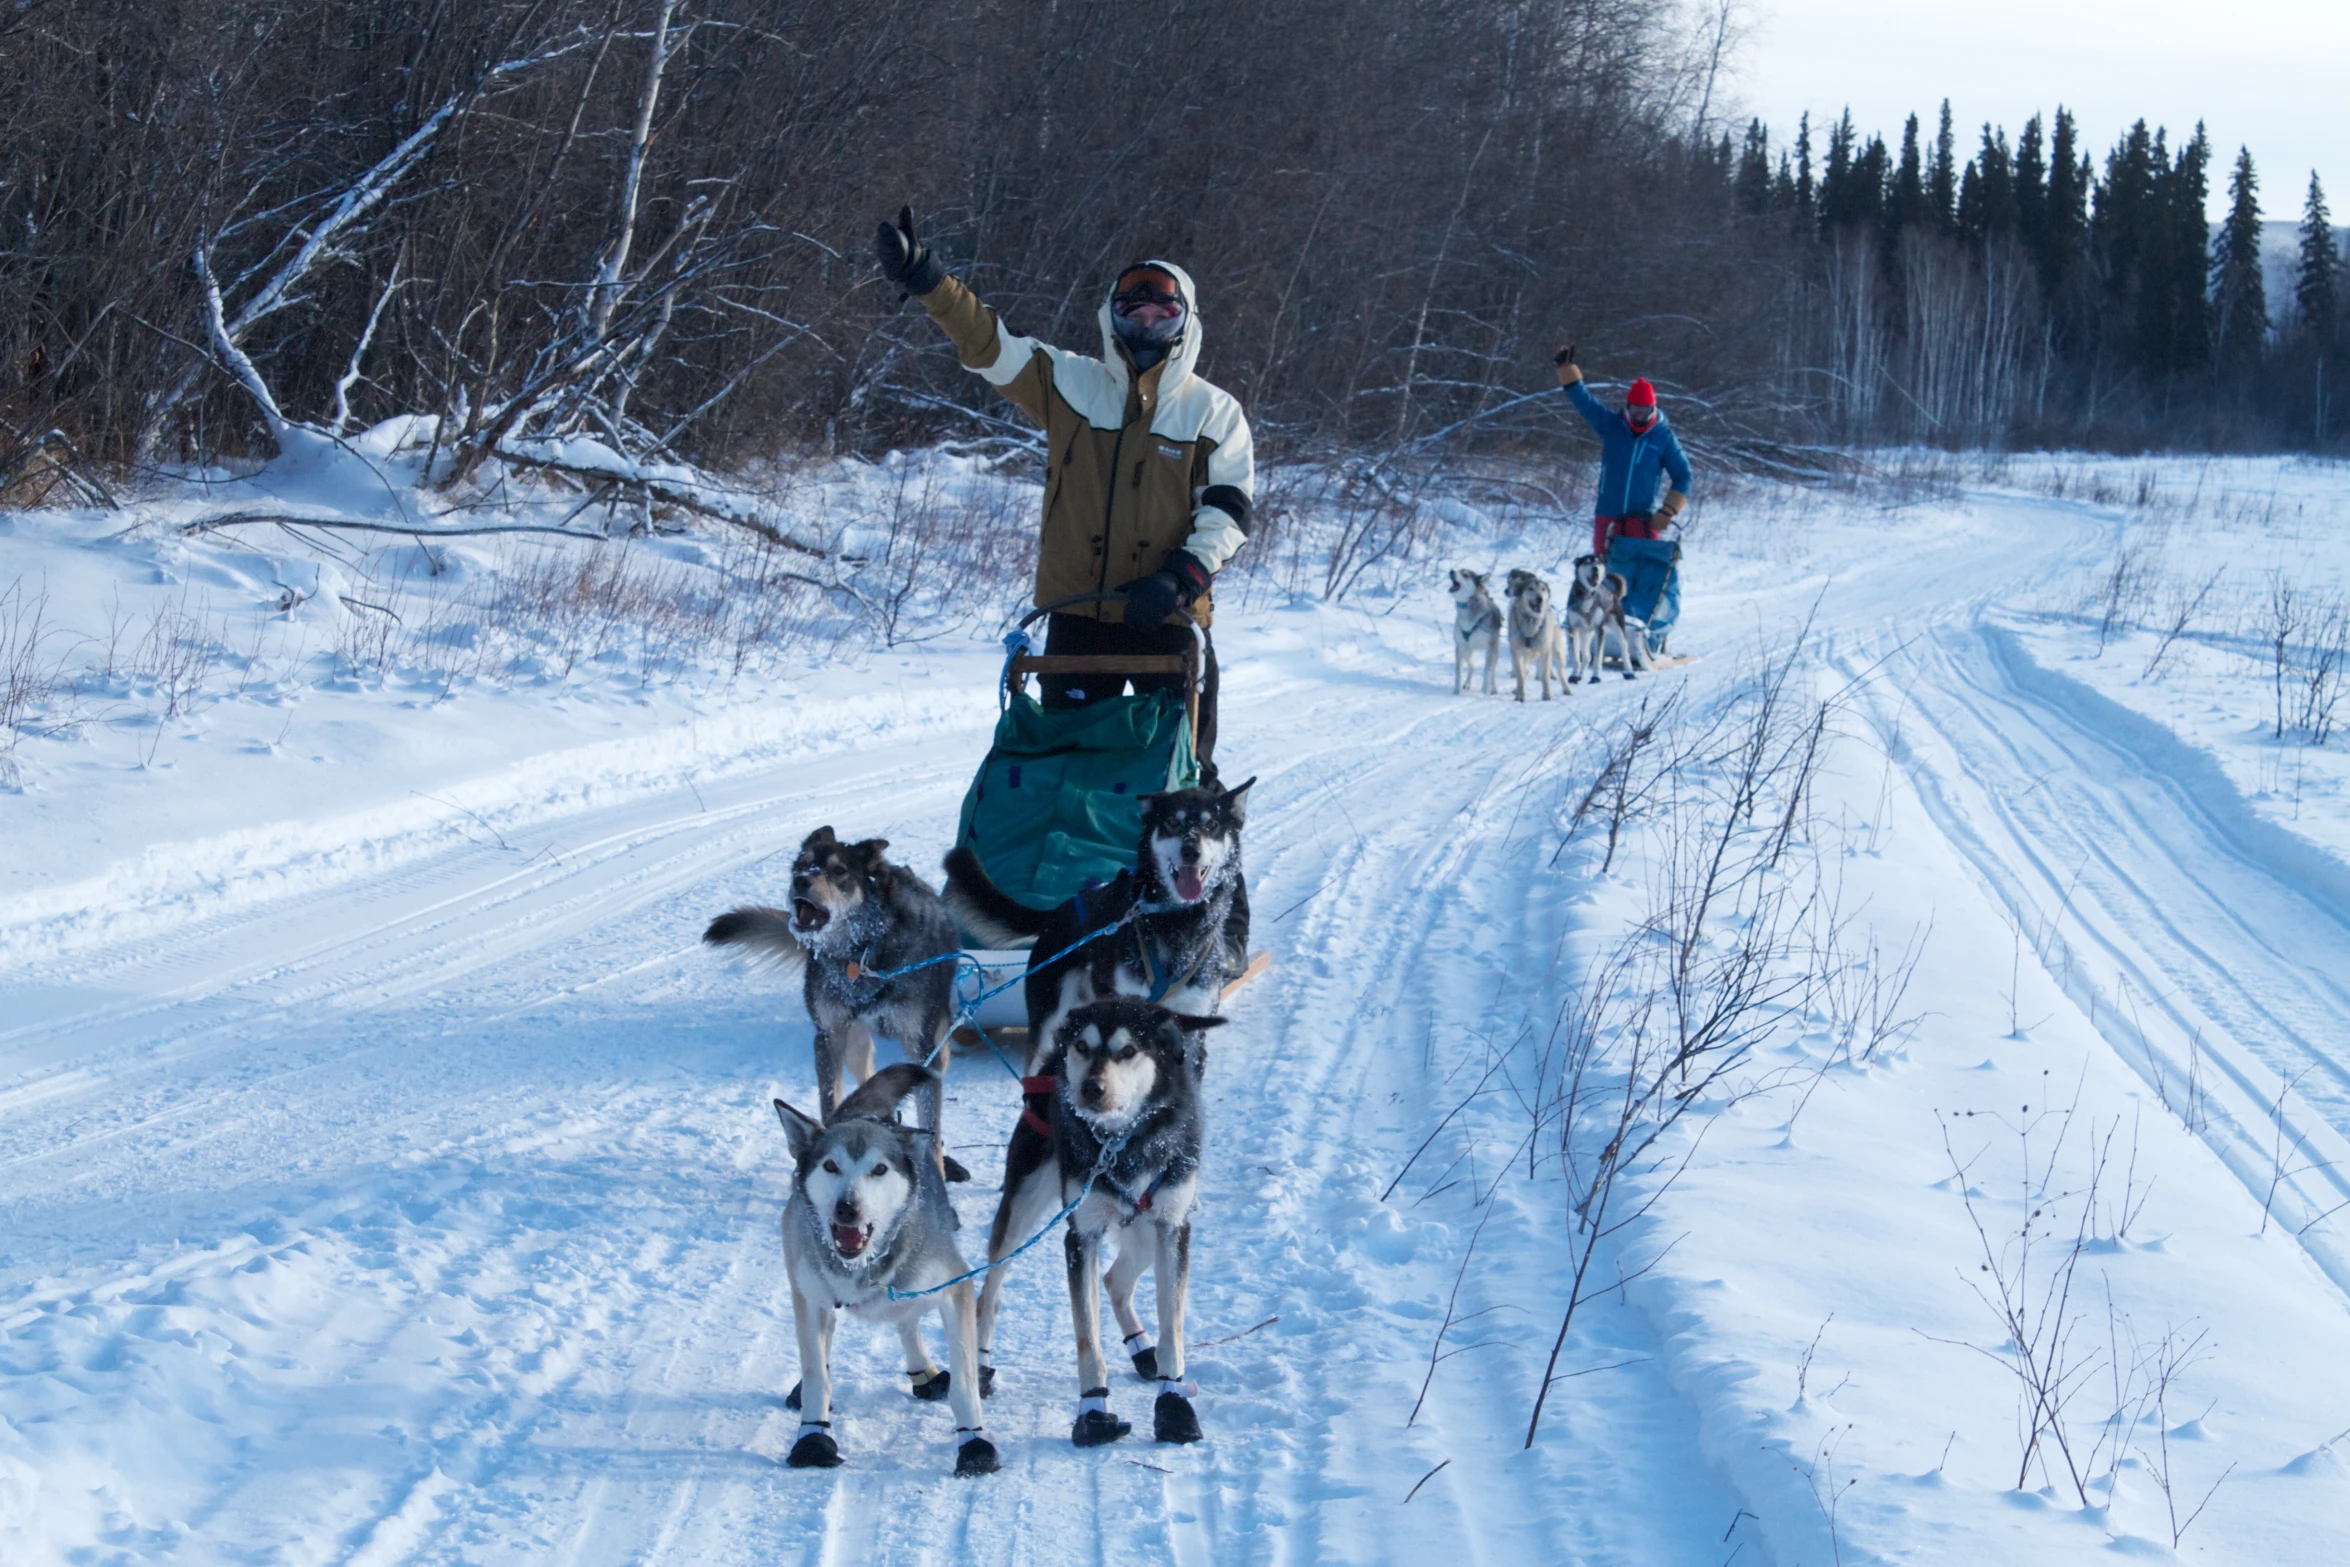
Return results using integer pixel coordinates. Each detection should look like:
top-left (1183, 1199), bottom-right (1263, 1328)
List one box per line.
top-left (0, 0), bottom-right (2337, 484)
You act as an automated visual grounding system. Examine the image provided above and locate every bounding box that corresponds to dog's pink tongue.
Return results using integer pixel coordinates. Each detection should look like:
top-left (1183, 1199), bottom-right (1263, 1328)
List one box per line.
top-left (1173, 867), bottom-right (1204, 902)
top-left (832, 1224), bottom-right (867, 1257)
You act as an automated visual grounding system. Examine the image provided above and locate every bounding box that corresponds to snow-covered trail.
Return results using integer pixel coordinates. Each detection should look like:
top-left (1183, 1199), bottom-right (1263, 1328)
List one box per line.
top-left (1, 619), bottom-right (1744, 1563)
top-left (14, 476), bottom-right (2350, 1563)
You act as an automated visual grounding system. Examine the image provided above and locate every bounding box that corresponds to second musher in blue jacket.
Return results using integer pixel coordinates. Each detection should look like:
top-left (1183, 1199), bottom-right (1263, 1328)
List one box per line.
top-left (1555, 345), bottom-right (1691, 654)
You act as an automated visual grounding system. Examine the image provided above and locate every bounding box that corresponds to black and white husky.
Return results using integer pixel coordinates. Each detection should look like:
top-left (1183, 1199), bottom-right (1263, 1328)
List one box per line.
top-left (771, 1064), bottom-right (998, 1476)
top-left (978, 999), bottom-right (1219, 1446)
top-left (942, 779), bottom-right (1253, 1064)
top-left (1565, 554), bottom-right (1652, 682)
top-left (1505, 568), bottom-right (1570, 702)
top-left (1448, 568), bottom-right (1502, 695)
top-left (706, 826), bottom-right (968, 1180)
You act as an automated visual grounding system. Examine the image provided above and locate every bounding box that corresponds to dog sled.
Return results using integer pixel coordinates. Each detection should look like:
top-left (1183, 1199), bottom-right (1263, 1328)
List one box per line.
top-left (948, 593), bottom-right (1269, 1037)
top-left (1604, 536), bottom-right (1697, 669)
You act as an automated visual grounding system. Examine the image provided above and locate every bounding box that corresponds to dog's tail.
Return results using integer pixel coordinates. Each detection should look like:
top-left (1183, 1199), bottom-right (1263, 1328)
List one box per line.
top-left (702, 906), bottom-right (807, 974)
top-left (833, 1061), bottom-right (936, 1125)
top-left (941, 847), bottom-right (1047, 949)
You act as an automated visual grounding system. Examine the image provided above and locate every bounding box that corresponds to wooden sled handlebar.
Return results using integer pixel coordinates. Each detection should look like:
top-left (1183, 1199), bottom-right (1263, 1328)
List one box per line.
top-left (1003, 593), bottom-right (1206, 751)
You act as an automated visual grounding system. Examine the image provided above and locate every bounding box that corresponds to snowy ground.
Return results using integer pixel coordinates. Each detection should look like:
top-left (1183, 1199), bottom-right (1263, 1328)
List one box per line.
top-left (5, 444), bottom-right (2350, 1564)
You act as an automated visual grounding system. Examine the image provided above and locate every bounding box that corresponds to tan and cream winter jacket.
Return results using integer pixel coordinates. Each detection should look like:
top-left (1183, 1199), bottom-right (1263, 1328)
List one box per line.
top-left (920, 260), bottom-right (1253, 626)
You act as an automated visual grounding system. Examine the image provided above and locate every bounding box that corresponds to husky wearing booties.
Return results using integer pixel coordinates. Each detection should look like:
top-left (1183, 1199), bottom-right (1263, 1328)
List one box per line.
top-left (772, 1064), bottom-right (998, 1477)
top-left (707, 826), bottom-right (969, 1181)
top-left (972, 998), bottom-right (1220, 1447)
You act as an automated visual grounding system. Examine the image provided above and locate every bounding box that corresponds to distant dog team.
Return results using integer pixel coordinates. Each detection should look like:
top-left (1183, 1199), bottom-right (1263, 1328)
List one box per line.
top-left (1451, 559), bottom-right (1656, 696)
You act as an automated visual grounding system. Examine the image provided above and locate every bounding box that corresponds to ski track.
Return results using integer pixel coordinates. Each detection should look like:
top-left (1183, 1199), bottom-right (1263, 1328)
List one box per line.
top-left (13, 485), bottom-right (2350, 1561)
top-left (1825, 497), bottom-right (2350, 1297)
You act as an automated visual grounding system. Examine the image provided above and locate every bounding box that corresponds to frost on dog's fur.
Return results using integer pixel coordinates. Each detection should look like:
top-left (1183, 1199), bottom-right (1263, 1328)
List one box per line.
top-left (772, 1063), bottom-right (1000, 1477)
top-left (979, 999), bottom-right (1221, 1448)
top-left (707, 825), bottom-right (966, 1177)
top-left (942, 778), bottom-right (1253, 1072)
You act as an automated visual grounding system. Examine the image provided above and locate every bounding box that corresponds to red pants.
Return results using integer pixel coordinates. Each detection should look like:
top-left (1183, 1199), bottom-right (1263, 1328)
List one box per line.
top-left (1593, 513), bottom-right (1665, 557)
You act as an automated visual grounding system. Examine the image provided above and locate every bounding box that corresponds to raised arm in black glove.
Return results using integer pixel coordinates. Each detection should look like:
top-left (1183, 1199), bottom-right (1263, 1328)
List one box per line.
top-left (873, 206), bottom-right (945, 298)
top-left (1119, 550), bottom-right (1213, 629)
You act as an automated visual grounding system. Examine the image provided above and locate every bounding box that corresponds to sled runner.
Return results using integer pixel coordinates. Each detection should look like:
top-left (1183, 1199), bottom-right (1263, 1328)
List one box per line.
top-left (948, 593), bottom-right (1268, 1031)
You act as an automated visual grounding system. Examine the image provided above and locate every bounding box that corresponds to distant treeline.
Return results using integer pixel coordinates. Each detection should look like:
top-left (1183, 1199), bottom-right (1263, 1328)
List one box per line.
top-left (0, 0), bottom-right (2338, 490)
top-left (1728, 104), bottom-right (2345, 449)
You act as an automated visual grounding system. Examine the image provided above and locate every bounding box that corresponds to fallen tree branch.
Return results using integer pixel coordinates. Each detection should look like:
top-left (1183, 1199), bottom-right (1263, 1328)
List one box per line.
top-left (182, 510), bottom-right (611, 541)
top-left (493, 443), bottom-right (830, 555)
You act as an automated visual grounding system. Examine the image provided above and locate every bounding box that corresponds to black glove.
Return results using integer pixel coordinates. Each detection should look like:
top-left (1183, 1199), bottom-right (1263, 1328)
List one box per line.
top-left (873, 206), bottom-right (945, 298)
top-left (1118, 551), bottom-right (1212, 628)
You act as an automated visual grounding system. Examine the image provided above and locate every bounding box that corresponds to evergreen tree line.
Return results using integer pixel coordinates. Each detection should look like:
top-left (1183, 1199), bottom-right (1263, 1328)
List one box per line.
top-left (0, 1), bottom-right (2337, 484)
top-left (1730, 103), bottom-right (2347, 448)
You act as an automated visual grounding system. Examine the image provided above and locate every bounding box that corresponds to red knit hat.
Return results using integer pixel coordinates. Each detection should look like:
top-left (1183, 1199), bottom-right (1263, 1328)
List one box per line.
top-left (1626, 377), bottom-right (1657, 407)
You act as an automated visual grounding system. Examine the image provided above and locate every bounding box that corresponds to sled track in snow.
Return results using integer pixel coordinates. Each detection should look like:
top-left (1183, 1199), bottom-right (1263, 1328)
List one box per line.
top-left (1844, 607), bottom-right (2350, 1297)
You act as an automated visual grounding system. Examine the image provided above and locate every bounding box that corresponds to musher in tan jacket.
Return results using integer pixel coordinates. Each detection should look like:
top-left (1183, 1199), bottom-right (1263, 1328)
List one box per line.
top-left (875, 208), bottom-right (1253, 771)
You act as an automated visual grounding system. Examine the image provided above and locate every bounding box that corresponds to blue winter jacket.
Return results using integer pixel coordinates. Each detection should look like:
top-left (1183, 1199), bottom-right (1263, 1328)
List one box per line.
top-left (1564, 380), bottom-right (1692, 518)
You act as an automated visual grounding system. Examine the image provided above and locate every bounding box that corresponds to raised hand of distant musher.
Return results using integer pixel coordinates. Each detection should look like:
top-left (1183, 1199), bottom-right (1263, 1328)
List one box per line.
top-left (1553, 343), bottom-right (1582, 386)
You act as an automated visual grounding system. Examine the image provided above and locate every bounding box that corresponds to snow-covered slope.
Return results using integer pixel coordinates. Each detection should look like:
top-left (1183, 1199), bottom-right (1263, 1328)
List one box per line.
top-left (5, 450), bottom-right (2349, 1564)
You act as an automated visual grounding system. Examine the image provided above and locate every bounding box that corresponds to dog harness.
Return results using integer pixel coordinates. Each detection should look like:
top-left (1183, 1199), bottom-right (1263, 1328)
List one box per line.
top-left (1132, 922), bottom-right (1214, 1004)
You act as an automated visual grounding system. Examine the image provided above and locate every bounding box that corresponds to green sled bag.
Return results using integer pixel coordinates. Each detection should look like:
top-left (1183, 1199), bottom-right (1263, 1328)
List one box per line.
top-left (953, 688), bottom-right (1200, 915)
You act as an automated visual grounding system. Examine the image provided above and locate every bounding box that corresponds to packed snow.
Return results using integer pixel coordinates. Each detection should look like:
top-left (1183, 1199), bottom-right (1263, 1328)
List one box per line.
top-left (4, 439), bottom-right (2349, 1564)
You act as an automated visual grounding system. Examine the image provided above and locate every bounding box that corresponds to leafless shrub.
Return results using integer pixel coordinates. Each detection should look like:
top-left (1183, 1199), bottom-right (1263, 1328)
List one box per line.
top-left (1936, 1091), bottom-right (2227, 1541)
top-left (2139, 569), bottom-right (2221, 681)
top-left (2091, 539), bottom-right (2153, 656)
top-left (841, 462), bottom-right (1034, 644)
top-left (1525, 642), bottom-right (1833, 1447)
top-left (130, 589), bottom-right (221, 723)
top-left (1939, 1095), bottom-right (2107, 1502)
top-left (2, 578), bottom-right (76, 780)
top-left (1554, 689), bottom-right (1683, 874)
top-left (2141, 1327), bottom-right (2232, 1546)
top-left (2265, 577), bottom-right (2350, 743)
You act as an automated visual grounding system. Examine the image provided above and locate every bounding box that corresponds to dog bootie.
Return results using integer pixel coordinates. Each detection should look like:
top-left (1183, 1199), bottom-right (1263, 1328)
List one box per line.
top-left (1072, 1388), bottom-right (1130, 1447)
top-left (784, 1380), bottom-right (801, 1411)
top-left (1153, 1391), bottom-right (1203, 1444)
top-left (942, 1154), bottom-right (973, 1183)
top-left (786, 1423), bottom-right (843, 1468)
top-left (955, 1431), bottom-right (1000, 1477)
top-left (1125, 1331), bottom-right (1159, 1382)
top-left (909, 1368), bottom-right (950, 1402)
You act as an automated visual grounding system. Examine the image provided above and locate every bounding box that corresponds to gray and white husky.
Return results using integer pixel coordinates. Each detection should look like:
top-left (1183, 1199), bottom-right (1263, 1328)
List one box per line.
top-left (1565, 554), bottom-right (1652, 682)
top-left (942, 779), bottom-right (1252, 1067)
top-left (771, 1064), bottom-right (998, 1476)
top-left (706, 826), bottom-right (968, 1180)
top-left (976, 999), bottom-right (1219, 1447)
top-left (1506, 568), bottom-right (1570, 702)
top-left (1448, 568), bottom-right (1502, 695)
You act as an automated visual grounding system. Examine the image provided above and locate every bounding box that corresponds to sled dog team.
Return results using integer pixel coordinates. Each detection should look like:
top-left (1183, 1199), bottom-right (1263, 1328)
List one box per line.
top-left (703, 779), bottom-right (1255, 1476)
top-left (1450, 560), bottom-right (1654, 700)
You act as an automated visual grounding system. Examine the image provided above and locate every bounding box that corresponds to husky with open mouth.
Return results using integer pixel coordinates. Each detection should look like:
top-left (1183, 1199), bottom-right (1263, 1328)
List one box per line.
top-left (942, 778), bottom-right (1253, 1065)
top-left (705, 826), bottom-right (969, 1180)
top-left (977, 999), bottom-right (1220, 1446)
top-left (771, 1064), bottom-right (998, 1477)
